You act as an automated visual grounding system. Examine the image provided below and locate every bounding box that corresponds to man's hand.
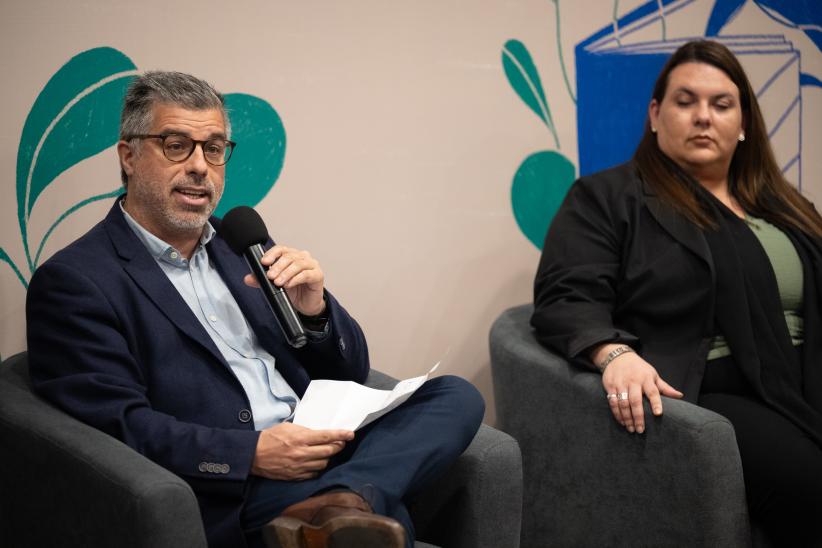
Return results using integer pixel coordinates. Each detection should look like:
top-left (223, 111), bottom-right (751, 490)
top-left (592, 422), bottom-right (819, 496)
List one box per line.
top-left (591, 344), bottom-right (684, 434)
top-left (251, 422), bottom-right (354, 481)
top-left (243, 244), bottom-right (325, 316)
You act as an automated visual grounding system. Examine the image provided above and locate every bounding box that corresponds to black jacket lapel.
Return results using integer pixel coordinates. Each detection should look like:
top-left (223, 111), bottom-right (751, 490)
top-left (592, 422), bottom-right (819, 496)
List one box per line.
top-left (644, 191), bottom-right (713, 268)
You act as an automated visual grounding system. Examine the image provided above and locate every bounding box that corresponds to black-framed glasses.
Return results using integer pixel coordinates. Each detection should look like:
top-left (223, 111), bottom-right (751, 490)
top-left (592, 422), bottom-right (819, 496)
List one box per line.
top-left (126, 134), bottom-right (236, 166)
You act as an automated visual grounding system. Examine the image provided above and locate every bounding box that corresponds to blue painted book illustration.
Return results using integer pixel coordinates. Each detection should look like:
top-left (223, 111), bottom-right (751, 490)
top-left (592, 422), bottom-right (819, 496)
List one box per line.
top-left (575, 0), bottom-right (803, 188)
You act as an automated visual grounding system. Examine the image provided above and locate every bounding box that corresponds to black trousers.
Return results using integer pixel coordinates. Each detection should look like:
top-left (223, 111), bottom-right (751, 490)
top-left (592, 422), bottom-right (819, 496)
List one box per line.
top-left (700, 354), bottom-right (822, 547)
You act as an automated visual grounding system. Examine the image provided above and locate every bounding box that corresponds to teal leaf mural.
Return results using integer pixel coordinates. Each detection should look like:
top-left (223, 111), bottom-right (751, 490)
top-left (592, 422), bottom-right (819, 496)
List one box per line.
top-left (14, 47), bottom-right (137, 277)
top-left (502, 39), bottom-right (559, 148)
top-left (511, 151), bottom-right (576, 248)
top-left (219, 93), bottom-right (286, 217)
top-left (502, 8), bottom-right (578, 249)
top-left (0, 248), bottom-right (27, 288)
top-left (33, 188), bottom-right (126, 267)
top-left (4, 47), bottom-right (285, 289)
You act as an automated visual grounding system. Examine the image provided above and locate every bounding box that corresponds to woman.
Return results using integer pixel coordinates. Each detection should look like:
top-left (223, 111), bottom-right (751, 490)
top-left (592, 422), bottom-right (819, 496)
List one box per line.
top-left (532, 39), bottom-right (822, 544)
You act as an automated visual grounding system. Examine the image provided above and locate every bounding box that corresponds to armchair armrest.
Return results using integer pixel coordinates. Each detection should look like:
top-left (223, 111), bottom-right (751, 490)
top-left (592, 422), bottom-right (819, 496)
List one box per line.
top-left (0, 352), bottom-right (207, 548)
top-left (490, 305), bottom-right (751, 547)
top-left (366, 370), bottom-right (522, 548)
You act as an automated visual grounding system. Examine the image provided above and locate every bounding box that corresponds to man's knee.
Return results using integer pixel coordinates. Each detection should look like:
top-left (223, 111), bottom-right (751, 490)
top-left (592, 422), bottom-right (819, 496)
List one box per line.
top-left (424, 375), bottom-right (485, 425)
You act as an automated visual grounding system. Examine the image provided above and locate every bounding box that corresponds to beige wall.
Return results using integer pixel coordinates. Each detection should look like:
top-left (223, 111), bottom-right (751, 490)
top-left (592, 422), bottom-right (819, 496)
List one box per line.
top-left (2, 0), bottom-right (821, 423)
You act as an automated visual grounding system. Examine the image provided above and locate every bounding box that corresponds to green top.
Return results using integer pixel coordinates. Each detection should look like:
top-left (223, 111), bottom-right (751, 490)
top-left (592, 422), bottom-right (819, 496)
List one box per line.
top-left (707, 216), bottom-right (804, 360)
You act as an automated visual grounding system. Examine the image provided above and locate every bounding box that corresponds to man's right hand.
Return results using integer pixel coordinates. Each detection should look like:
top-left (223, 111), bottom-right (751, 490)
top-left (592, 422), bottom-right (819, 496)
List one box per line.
top-left (251, 422), bottom-right (354, 481)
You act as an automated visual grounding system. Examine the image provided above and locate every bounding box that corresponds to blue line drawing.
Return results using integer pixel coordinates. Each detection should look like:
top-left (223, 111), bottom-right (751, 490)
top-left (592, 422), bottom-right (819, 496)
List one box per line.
top-left (575, 0), bottom-right (818, 192)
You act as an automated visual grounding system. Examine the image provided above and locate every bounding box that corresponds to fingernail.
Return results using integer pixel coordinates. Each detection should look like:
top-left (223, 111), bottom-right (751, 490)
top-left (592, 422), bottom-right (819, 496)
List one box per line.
top-left (627, 426), bottom-right (635, 433)
top-left (637, 426), bottom-right (644, 434)
top-left (654, 406), bottom-right (662, 415)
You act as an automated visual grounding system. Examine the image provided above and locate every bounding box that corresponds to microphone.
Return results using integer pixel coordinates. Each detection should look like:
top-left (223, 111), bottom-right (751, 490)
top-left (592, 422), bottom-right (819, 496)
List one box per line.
top-left (221, 206), bottom-right (307, 348)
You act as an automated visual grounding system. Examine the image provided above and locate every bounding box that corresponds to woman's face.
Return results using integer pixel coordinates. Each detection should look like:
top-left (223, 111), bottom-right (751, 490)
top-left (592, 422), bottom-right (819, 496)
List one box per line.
top-left (649, 61), bottom-right (745, 184)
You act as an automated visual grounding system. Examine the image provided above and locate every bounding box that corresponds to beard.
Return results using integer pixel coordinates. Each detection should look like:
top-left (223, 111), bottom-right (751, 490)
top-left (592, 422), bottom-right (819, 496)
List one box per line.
top-left (127, 172), bottom-right (223, 235)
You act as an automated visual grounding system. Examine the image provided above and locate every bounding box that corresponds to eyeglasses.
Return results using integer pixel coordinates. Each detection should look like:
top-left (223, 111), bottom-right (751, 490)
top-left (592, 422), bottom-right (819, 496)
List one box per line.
top-left (126, 134), bottom-right (236, 166)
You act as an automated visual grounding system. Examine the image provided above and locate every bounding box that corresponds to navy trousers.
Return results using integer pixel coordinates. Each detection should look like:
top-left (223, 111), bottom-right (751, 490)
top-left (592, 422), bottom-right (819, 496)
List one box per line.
top-left (241, 375), bottom-right (485, 547)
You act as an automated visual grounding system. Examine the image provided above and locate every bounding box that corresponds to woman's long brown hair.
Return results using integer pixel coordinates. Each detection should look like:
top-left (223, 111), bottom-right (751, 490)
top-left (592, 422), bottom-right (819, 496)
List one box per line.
top-left (633, 40), bottom-right (822, 238)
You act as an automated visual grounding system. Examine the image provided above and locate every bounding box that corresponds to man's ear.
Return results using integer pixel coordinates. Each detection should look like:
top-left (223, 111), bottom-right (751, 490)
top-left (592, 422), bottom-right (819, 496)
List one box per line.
top-left (117, 140), bottom-right (136, 179)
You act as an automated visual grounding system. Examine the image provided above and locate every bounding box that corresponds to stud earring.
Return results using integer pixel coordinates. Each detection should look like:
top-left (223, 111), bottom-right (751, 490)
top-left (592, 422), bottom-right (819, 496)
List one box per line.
top-left (651, 127), bottom-right (657, 134)
top-left (738, 132), bottom-right (745, 142)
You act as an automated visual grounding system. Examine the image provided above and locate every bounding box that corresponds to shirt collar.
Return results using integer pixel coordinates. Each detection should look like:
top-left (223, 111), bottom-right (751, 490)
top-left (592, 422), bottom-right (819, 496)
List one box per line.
top-left (119, 198), bottom-right (215, 267)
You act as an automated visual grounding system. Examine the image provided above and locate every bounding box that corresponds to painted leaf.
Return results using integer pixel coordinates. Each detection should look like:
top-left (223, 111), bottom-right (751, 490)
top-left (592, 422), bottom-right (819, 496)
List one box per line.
top-left (502, 39), bottom-right (552, 129)
top-left (511, 150), bottom-right (576, 249)
top-left (17, 47), bottom-right (136, 218)
top-left (218, 93), bottom-right (286, 217)
top-left (15, 47), bottom-right (136, 269)
top-left (29, 79), bottom-right (133, 213)
top-left (0, 247), bottom-right (27, 289)
top-left (705, 0), bottom-right (747, 36)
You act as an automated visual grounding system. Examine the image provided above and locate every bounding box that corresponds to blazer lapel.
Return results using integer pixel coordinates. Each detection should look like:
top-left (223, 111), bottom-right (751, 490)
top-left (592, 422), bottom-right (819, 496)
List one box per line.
top-left (643, 182), bottom-right (713, 269)
top-left (103, 203), bottom-right (227, 365)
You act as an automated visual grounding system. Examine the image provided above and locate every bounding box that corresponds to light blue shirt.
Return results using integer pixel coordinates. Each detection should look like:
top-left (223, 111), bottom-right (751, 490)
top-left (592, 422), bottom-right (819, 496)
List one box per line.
top-left (121, 203), bottom-right (299, 430)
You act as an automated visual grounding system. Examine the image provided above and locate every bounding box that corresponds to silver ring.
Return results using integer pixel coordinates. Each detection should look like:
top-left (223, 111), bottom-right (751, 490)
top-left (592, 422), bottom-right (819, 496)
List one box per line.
top-left (617, 392), bottom-right (629, 401)
top-left (606, 393), bottom-right (618, 401)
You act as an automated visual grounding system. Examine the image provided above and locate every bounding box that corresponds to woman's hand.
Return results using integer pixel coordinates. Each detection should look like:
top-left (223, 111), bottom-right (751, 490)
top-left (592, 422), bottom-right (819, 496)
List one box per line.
top-left (591, 344), bottom-right (684, 434)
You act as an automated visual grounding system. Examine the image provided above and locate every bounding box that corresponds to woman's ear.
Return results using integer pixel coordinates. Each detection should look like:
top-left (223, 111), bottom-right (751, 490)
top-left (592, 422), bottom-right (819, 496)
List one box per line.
top-left (649, 99), bottom-right (660, 133)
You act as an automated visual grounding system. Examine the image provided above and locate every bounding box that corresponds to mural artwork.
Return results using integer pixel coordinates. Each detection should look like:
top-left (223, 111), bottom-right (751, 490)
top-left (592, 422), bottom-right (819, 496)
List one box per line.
top-left (504, 0), bottom-right (822, 249)
top-left (2, 47), bottom-right (286, 291)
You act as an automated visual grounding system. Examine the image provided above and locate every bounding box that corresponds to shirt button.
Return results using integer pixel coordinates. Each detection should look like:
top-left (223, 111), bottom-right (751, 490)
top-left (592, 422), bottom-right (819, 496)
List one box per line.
top-left (238, 409), bottom-right (252, 423)
top-left (170, 252), bottom-right (178, 259)
top-left (209, 315), bottom-right (217, 322)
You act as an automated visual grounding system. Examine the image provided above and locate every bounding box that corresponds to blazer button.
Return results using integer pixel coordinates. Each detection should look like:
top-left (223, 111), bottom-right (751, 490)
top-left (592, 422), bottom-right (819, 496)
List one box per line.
top-left (238, 409), bottom-right (252, 423)
top-left (198, 462), bottom-right (208, 473)
top-left (220, 464), bottom-right (231, 474)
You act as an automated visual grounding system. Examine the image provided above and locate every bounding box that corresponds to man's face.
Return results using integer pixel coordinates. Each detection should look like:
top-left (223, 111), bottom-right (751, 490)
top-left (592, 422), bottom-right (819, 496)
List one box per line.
top-left (118, 103), bottom-right (226, 243)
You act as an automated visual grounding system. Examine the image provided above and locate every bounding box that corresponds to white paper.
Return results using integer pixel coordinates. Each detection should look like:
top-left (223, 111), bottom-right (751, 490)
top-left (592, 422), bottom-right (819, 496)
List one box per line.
top-left (292, 361), bottom-right (440, 431)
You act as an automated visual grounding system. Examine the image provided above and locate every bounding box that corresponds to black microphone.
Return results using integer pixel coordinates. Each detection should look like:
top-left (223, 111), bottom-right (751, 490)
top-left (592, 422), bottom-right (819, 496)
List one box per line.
top-left (221, 206), bottom-right (307, 348)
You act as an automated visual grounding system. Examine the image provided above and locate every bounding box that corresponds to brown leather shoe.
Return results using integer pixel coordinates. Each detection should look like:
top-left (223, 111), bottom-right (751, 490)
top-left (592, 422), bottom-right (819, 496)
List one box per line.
top-left (263, 491), bottom-right (406, 548)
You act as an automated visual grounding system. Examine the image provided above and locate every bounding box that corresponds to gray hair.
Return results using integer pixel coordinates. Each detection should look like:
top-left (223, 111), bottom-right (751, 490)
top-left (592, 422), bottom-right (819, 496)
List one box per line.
top-left (119, 71), bottom-right (230, 186)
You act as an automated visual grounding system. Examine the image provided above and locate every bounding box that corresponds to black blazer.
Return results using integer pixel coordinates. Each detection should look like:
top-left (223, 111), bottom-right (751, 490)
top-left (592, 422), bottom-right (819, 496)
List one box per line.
top-left (532, 162), bottom-right (717, 401)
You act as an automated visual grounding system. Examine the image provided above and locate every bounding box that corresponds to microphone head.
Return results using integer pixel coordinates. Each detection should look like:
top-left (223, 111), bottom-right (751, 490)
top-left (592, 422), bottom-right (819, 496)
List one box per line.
top-left (220, 206), bottom-right (270, 254)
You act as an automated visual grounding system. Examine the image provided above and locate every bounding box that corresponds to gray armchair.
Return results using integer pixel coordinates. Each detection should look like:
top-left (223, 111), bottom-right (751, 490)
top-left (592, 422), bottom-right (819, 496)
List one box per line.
top-left (490, 304), bottom-right (760, 548)
top-left (0, 351), bottom-right (522, 548)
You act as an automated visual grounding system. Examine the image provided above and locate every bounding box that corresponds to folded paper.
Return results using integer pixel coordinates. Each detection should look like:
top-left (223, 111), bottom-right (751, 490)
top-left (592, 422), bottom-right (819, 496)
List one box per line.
top-left (293, 362), bottom-right (440, 431)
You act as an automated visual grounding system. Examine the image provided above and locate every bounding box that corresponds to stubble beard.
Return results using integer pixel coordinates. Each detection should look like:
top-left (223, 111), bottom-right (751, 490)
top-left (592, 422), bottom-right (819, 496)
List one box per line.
top-left (128, 173), bottom-right (222, 235)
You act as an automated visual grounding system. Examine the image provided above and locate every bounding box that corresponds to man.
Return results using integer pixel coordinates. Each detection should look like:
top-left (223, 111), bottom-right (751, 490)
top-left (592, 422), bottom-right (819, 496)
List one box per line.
top-left (26, 71), bottom-right (484, 548)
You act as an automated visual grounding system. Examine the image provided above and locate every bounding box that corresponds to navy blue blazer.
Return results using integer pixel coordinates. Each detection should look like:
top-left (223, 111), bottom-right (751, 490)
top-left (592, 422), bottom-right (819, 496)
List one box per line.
top-left (27, 201), bottom-right (370, 547)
